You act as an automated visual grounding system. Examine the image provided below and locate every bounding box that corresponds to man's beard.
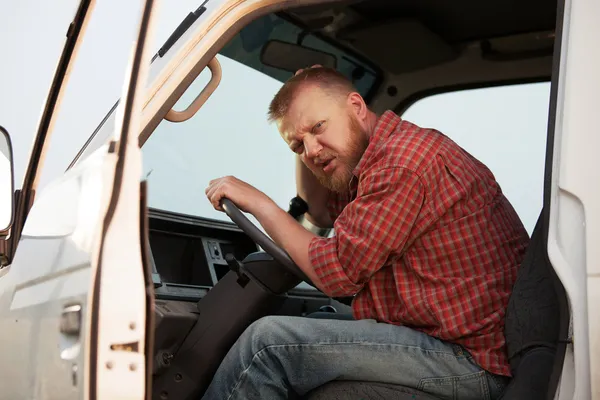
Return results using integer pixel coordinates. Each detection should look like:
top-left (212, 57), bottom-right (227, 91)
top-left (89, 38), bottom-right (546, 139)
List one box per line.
top-left (315, 114), bottom-right (369, 193)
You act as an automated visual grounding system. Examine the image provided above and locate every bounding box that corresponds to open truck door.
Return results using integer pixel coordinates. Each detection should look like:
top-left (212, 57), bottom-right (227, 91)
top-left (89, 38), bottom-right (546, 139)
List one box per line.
top-left (0, 0), bottom-right (157, 398)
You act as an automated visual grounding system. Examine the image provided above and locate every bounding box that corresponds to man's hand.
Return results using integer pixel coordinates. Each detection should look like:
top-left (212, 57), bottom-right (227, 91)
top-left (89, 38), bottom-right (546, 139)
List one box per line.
top-left (205, 175), bottom-right (329, 293)
top-left (205, 176), bottom-right (274, 214)
top-left (295, 156), bottom-right (333, 228)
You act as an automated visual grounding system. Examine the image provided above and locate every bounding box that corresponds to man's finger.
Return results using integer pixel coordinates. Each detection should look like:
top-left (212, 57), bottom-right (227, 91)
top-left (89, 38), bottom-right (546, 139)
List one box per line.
top-left (211, 188), bottom-right (224, 211)
top-left (206, 182), bottom-right (222, 206)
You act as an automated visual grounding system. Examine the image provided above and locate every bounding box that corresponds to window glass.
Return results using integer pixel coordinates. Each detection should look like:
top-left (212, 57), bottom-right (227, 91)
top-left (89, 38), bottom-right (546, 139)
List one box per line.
top-left (142, 56), bottom-right (291, 226)
top-left (141, 14), bottom-right (380, 226)
top-left (402, 82), bottom-right (551, 234)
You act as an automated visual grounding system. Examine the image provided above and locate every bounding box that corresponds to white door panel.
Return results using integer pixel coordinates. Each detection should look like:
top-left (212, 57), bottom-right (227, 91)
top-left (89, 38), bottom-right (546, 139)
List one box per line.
top-left (0, 0), bottom-right (158, 397)
top-left (92, 0), bottom-right (158, 398)
top-left (547, 0), bottom-right (600, 398)
top-left (0, 145), bottom-right (115, 400)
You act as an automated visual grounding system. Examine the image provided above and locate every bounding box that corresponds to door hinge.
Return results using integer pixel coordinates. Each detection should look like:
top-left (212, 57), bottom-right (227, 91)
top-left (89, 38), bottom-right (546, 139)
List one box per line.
top-left (110, 341), bottom-right (140, 353)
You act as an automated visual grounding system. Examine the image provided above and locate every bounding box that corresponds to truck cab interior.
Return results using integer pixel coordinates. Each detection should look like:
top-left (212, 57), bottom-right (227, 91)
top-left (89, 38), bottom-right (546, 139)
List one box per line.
top-left (75, 0), bottom-right (569, 399)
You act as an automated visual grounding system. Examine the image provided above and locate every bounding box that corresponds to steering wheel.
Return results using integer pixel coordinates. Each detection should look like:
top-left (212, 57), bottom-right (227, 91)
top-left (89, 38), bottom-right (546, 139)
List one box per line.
top-left (220, 198), bottom-right (312, 283)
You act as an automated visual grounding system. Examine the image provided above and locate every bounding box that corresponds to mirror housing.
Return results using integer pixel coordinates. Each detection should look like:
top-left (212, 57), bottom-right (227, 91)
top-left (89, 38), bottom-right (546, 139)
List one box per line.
top-left (0, 126), bottom-right (15, 236)
top-left (260, 39), bottom-right (337, 73)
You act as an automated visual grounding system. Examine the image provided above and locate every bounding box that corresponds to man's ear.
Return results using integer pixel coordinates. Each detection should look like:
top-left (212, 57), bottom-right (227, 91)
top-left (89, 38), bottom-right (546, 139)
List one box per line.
top-left (347, 92), bottom-right (367, 121)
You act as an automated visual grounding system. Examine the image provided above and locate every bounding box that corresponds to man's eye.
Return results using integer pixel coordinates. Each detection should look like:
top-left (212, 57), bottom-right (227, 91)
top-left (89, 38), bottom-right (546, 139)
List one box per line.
top-left (312, 121), bottom-right (325, 133)
top-left (293, 145), bottom-right (304, 154)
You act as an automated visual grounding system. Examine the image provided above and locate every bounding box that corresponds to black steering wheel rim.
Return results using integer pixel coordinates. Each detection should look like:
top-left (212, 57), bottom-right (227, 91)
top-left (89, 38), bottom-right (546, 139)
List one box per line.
top-left (220, 198), bottom-right (311, 283)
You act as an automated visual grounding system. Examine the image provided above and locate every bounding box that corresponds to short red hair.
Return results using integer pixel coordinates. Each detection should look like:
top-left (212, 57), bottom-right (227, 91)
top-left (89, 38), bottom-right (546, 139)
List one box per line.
top-left (267, 67), bottom-right (356, 125)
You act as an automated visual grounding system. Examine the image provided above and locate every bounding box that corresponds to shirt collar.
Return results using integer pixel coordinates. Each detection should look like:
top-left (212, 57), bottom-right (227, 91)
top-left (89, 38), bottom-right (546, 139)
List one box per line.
top-left (352, 110), bottom-right (402, 177)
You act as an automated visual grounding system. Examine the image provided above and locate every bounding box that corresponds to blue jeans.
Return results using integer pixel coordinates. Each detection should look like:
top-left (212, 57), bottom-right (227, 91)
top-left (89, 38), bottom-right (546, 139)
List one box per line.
top-left (201, 314), bottom-right (508, 400)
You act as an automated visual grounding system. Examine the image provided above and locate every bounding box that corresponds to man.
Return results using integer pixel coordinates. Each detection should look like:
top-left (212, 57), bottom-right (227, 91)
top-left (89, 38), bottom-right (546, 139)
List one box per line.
top-left (202, 66), bottom-right (529, 400)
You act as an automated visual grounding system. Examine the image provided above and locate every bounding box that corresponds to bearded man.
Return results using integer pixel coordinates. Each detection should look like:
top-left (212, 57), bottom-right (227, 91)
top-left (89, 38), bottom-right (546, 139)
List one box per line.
top-left (202, 66), bottom-right (529, 400)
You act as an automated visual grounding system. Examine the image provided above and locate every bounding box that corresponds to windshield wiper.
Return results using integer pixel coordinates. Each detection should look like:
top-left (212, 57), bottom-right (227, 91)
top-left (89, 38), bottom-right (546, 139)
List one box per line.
top-left (154, 0), bottom-right (209, 60)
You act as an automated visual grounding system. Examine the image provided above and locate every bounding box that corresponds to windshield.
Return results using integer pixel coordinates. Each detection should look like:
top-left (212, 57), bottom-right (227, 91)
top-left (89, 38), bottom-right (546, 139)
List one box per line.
top-left (139, 13), bottom-right (380, 224)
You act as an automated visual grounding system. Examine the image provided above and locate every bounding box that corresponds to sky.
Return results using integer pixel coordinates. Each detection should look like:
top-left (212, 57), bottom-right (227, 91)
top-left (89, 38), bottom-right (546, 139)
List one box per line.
top-left (0, 1), bottom-right (550, 234)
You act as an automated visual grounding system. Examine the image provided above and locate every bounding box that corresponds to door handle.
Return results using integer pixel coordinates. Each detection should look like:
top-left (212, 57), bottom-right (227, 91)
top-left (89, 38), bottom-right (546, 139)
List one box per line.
top-left (60, 304), bottom-right (82, 386)
top-left (60, 304), bottom-right (82, 362)
top-left (60, 304), bottom-right (82, 336)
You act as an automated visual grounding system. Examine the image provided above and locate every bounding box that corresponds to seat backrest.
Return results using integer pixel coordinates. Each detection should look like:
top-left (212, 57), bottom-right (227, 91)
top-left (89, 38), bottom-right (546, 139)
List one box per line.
top-left (501, 210), bottom-right (568, 399)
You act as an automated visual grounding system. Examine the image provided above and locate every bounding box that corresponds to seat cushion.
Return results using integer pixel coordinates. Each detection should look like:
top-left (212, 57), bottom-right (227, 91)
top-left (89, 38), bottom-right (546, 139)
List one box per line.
top-left (498, 347), bottom-right (556, 400)
top-left (302, 381), bottom-right (442, 400)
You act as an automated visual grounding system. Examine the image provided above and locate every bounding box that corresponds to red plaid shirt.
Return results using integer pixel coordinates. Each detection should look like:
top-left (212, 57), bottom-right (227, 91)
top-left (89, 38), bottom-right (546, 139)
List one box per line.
top-left (308, 110), bottom-right (529, 376)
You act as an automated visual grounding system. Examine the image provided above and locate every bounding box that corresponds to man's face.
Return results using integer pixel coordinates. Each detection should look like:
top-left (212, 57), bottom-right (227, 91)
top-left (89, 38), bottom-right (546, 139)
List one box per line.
top-left (279, 86), bottom-right (369, 192)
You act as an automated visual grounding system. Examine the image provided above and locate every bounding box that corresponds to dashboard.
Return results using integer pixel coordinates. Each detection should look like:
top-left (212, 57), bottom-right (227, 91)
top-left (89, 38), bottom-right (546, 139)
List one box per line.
top-left (148, 208), bottom-right (258, 302)
top-left (146, 207), bottom-right (351, 317)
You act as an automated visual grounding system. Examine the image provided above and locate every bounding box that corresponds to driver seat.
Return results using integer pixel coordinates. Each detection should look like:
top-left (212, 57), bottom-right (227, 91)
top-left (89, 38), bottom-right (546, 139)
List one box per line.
top-left (302, 211), bottom-right (567, 400)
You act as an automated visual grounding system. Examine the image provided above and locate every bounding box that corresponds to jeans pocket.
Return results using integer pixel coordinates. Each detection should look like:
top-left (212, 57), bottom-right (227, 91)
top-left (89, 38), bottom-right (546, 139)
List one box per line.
top-left (417, 370), bottom-right (491, 400)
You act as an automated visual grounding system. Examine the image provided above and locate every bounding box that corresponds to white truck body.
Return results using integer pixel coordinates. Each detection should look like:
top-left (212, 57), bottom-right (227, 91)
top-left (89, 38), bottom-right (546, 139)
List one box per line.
top-left (0, 0), bottom-right (598, 398)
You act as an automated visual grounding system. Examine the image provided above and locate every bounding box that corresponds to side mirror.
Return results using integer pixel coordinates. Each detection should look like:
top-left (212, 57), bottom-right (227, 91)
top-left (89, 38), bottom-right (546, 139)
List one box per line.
top-left (260, 39), bottom-right (337, 73)
top-left (0, 126), bottom-right (15, 235)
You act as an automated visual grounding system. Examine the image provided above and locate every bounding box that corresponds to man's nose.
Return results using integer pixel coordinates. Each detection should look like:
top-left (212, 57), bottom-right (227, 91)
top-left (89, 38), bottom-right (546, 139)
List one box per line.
top-left (304, 137), bottom-right (322, 160)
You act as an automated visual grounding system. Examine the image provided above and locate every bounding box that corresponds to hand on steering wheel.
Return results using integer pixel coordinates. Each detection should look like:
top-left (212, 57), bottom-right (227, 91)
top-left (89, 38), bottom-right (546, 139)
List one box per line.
top-left (220, 198), bottom-right (312, 284)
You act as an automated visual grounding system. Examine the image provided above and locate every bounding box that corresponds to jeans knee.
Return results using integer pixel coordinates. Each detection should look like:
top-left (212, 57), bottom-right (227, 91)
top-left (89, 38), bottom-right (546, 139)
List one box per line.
top-left (242, 315), bottom-right (298, 352)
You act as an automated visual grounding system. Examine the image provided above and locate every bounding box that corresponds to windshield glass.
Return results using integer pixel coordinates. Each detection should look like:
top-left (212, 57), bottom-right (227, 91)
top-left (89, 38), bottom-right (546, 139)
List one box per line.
top-left (139, 13), bottom-right (380, 224)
